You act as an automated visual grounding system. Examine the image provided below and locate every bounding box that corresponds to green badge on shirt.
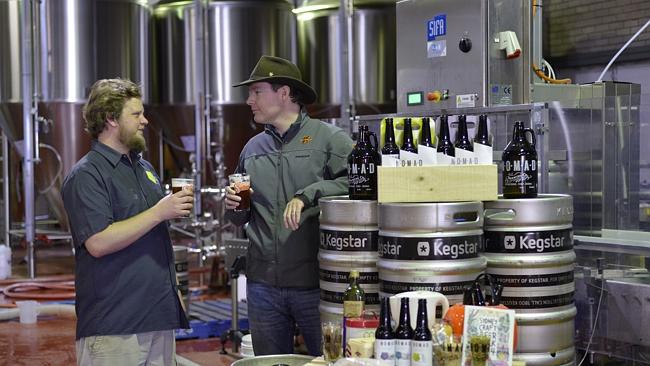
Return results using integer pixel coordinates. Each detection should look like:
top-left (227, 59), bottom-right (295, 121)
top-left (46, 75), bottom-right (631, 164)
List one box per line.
top-left (145, 170), bottom-right (158, 185)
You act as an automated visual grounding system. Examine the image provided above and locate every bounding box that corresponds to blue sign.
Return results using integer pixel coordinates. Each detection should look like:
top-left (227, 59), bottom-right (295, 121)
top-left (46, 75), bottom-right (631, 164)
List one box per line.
top-left (427, 14), bottom-right (446, 41)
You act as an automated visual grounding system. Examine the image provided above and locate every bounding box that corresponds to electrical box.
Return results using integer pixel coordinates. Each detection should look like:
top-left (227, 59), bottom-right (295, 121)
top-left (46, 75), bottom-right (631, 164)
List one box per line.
top-left (396, 0), bottom-right (533, 114)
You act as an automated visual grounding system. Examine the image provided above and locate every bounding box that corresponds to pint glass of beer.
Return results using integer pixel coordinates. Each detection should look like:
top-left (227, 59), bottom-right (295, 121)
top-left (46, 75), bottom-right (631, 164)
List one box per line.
top-left (171, 178), bottom-right (194, 194)
top-left (228, 173), bottom-right (251, 211)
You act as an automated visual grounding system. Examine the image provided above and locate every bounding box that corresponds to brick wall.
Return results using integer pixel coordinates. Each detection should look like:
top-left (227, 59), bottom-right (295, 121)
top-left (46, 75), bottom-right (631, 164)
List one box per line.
top-left (543, 0), bottom-right (650, 67)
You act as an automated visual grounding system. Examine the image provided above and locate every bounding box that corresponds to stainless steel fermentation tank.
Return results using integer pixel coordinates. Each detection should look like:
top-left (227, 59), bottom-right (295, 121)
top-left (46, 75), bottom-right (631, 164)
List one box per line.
top-left (0, 0), bottom-right (150, 231)
top-left (294, 0), bottom-right (396, 119)
top-left (151, 0), bottom-right (294, 181)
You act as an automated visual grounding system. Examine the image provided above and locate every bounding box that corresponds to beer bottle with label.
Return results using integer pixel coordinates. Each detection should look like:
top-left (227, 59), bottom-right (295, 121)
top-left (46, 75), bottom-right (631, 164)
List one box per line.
top-left (374, 297), bottom-right (396, 363)
top-left (348, 125), bottom-right (380, 200)
top-left (411, 299), bottom-right (433, 366)
top-left (343, 270), bottom-right (365, 318)
top-left (454, 114), bottom-right (473, 152)
top-left (382, 118), bottom-right (400, 156)
top-left (419, 117), bottom-right (434, 147)
top-left (395, 297), bottom-right (413, 366)
top-left (436, 115), bottom-right (455, 157)
top-left (502, 121), bottom-right (538, 198)
top-left (474, 114), bottom-right (491, 146)
top-left (400, 118), bottom-right (418, 153)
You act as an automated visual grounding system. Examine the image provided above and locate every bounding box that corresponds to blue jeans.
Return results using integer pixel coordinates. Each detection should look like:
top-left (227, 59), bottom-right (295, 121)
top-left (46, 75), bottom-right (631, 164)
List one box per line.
top-left (246, 280), bottom-right (322, 356)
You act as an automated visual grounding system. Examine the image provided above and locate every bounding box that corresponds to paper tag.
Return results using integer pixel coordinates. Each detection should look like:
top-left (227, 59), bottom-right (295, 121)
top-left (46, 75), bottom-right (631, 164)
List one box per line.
top-left (382, 154), bottom-right (401, 167)
top-left (474, 143), bottom-right (493, 164)
top-left (453, 148), bottom-right (478, 165)
top-left (399, 150), bottom-right (422, 167)
top-left (436, 153), bottom-right (454, 165)
top-left (418, 145), bottom-right (437, 166)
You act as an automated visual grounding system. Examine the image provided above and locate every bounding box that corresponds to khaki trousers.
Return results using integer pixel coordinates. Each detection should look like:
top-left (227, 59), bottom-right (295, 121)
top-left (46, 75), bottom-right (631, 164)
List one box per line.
top-left (76, 330), bottom-right (177, 366)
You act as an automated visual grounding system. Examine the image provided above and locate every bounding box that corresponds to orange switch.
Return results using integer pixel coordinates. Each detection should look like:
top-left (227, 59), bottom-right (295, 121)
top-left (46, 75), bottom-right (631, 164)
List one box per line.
top-left (427, 90), bottom-right (441, 102)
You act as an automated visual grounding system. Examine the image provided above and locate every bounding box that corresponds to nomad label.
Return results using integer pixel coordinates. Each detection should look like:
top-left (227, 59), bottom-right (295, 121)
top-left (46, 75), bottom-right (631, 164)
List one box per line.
top-left (491, 271), bottom-right (574, 287)
top-left (484, 229), bottom-right (572, 253)
top-left (320, 289), bottom-right (380, 305)
top-left (320, 229), bottom-right (378, 251)
top-left (380, 280), bottom-right (469, 295)
top-left (500, 292), bottom-right (574, 309)
top-left (378, 235), bottom-right (481, 260)
top-left (319, 269), bottom-right (379, 284)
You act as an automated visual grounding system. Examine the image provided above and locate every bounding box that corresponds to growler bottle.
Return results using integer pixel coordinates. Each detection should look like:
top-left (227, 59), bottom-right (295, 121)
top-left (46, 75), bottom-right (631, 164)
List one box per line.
top-left (411, 299), bottom-right (433, 366)
top-left (374, 297), bottom-right (396, 363)
top-left (474, 114), bottom-right (491, 146)
top-left (395, 297), bottom-right (413, 366)
top-left (502, 121), bottom-right (538, 198)
top-left (419, 117), bottom-right (434, 147)
top-left (400, 118), bottom-right (418, 153)
top-left (348, 125), bottom-right (380, 200)
top-left (436, 115), bottom-right (455, 157)
top-left (382, 118), bottom-right (400, 156)
top-left (454, 115), bottom-right (473, 152)
top-left (343, 270), bottom-right (365, 318)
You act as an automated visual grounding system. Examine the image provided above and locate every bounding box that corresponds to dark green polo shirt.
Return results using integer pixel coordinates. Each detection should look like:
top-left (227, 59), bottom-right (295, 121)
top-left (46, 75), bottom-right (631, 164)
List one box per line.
top-left (62, 140), bottom-right (188, 339)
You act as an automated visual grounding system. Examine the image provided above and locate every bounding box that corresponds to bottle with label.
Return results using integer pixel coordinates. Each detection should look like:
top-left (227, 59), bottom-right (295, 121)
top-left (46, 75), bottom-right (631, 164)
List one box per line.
top-left (454, 114), bottom-right (473, 152)
top-left (400, 118), bottom-right (418, 153)
top-left (502, 121), bottom-right (538, 198)
top-left (419, 117), bottom-right (434, 147)
top-left (395, 297), bottom-right (413, 366)
top-left (348, 125), bottom-right (380, 200)
top-left (411, 299), bottom-right (433, 366)
top-left (382, 118), bottom-right (400, 156)
top-left (436, 115), bottom-right (455, 157)
top-left (374, 297), bottom-right (396, 364)
top-left (343, 270), bottom-right (365, 318)
top-left (474, 114), bottom-right (491, 146)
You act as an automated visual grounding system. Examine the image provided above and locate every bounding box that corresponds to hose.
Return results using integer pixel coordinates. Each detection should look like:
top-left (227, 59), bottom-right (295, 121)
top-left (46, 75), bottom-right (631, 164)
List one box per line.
top-left (2, 281), bottom-right (75, 300)
top-left (596, 18), bottom-right (650, 82)
top-left (532, 63), bottom-right (571, 84)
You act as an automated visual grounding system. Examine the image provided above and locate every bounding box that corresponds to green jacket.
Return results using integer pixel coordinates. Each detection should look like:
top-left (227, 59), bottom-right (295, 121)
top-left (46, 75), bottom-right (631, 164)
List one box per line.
top-left (226, 112), bottom-right (354, 287)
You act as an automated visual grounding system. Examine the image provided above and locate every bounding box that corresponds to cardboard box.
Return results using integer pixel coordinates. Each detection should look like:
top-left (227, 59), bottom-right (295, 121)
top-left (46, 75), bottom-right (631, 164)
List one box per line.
top-left (377, 164), bottom-right (498, 203)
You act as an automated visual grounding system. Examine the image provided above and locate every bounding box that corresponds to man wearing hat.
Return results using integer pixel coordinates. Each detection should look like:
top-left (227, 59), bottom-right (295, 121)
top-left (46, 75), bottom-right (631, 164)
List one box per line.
top-left (225, 56), bottom-right (353, 355)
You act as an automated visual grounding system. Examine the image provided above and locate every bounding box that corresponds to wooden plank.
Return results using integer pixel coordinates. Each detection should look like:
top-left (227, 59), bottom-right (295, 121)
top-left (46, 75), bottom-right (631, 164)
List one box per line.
top-left (378, 164), bottom-right (498, 203)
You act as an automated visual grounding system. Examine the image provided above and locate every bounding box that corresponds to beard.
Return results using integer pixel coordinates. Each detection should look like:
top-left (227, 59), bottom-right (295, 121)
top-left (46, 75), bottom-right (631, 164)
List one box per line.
top-left (120, 128), bottom-right (147, 152)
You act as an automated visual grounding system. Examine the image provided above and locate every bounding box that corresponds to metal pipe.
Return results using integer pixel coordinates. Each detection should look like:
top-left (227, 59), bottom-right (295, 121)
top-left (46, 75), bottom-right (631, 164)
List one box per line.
top-left (338, 0), bottom-right (352, 133)
top-left (21, 0), bottom-right (36, 278)
top-left (230, 276), bottom-right (239, 354)
top-left (2, 133), bottom-right (9, 248)
top-left (193, 0), bottom-right (208, 286)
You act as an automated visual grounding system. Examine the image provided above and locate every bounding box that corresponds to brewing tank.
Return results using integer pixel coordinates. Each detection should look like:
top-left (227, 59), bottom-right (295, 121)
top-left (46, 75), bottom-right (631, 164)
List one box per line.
top-left (295, 0), bottom-right (396, 118)
top-left (0, 0), bottom-right (151, 230)
top-left (152, 0), bottom-right (294, 179)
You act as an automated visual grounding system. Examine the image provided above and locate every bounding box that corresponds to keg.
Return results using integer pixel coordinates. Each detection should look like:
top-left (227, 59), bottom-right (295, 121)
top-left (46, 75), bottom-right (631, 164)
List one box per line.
top-left (378, 202), bottom-right (486, 305)
top-left (319, 197), bottom-right (379, 322)
top-left (484, 194), bottom-right (576, 362)
top-left (173, 245), bottom-right (190, 313)
top-left (513, 346), bottom-right (575, 366)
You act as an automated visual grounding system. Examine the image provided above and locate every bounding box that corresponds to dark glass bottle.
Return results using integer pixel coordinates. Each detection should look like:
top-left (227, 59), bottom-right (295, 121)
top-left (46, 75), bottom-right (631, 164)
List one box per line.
top-left (411, 299), bottom-right (433, 366)
top-left (395, 297), bottom-right (413, 366)
top-left (343, 270), bottom-right (365, 318)
top-left (419, 117), bottom-right (434, 147)
top-left (454, 115), bottom-right (473, 152)
top-left (502, 121), bottom-right (538, 198)
top-left (348, 126), bottom-right (380, 200)
top-left (400, 118), bottom-right (418, 153)
top-left (436, 115), bottom-right (455, 157)
top-left (474, 114), bottom-right (491, 146)
top-left (381, 118), bottom-right (400, 156)
top-left (374, 298), bottom-right (396, 363)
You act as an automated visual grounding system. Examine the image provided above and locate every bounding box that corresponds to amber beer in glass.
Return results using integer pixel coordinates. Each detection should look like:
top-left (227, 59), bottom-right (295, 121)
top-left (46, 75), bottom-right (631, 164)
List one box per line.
top-left (229, 173), bottom-right (251, 210)
top-left (171, 178), bottom-right (194, 194)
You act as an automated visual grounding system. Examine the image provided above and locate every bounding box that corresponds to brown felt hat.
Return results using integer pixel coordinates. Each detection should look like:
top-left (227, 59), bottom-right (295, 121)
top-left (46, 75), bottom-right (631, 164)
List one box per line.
top-left (233, 55), bottom-right (317, 105)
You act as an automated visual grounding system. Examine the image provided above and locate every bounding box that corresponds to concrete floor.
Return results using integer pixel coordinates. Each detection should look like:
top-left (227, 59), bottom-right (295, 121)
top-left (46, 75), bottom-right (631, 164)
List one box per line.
top-left (0, 245), bottom-right (240, 365)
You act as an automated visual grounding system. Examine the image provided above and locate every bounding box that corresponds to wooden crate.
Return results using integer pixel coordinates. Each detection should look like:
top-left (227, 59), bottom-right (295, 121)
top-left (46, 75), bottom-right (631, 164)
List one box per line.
top-left (377, 164), bottom-right (498, 203)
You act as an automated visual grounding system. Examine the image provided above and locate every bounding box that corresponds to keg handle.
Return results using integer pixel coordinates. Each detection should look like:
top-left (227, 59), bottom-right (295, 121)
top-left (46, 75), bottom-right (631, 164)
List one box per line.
top-left (483, 208), bottom-right (517, 221)
top-left (451, 211), bottom-right (481, 225)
